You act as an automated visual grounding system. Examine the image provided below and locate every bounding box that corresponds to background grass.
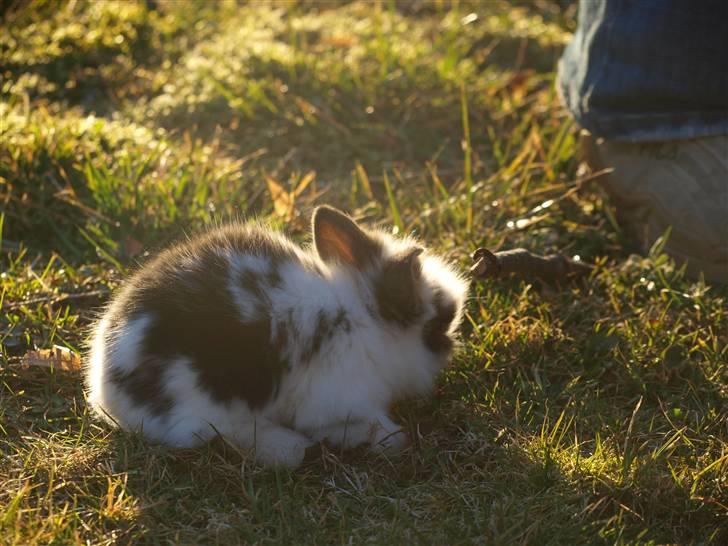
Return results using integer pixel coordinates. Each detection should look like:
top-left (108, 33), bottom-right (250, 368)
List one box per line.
top-left (1, 1), bottom-right (726, 544)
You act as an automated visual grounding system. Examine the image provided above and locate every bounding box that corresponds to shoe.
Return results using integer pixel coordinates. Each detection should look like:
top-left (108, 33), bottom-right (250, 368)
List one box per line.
top-left (579, 131), bottom-right (728, 283)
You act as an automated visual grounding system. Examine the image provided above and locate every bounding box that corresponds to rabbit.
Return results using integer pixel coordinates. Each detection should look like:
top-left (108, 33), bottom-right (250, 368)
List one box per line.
top-left (85, 205), bottom-right (468, 467)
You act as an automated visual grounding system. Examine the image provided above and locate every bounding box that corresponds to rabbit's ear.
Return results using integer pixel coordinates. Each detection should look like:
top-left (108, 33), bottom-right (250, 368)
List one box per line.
top-left (375, 247), bottom-right (424, 325)
top-left (313, 206), bottom-right (380, 269)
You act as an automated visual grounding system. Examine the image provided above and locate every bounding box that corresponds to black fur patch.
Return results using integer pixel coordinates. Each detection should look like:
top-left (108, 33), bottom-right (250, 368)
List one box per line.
top-left (422, 290), bottom-right (457, 354)
top-left (266, 267), bottom-right (283, 288)
top-left (238, 268), bottom-right (266, 298)
top-left (107, 225), bottom-right (298, 413)
top-left (300, 308), bottom-right (351, 363)
top-left (109, 356), bottom-right (174, 415)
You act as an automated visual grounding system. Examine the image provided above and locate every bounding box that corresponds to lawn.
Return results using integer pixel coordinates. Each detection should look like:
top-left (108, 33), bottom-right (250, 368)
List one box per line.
top-left (1, 1), bottom-right (726, 544)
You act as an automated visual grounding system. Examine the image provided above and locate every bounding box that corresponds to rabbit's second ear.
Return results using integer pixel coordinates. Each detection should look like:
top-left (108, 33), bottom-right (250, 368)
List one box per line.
top-left (313, 206), bottom-right (380, 269)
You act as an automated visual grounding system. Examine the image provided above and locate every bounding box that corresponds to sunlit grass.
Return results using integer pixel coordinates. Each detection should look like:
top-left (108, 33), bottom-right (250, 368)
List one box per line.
top-left (1, 1), bottom-right (726, 544)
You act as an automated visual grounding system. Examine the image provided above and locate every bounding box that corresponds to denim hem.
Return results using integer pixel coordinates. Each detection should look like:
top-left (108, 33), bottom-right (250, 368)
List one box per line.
top-left (566, 108), bottom-right (728, 143)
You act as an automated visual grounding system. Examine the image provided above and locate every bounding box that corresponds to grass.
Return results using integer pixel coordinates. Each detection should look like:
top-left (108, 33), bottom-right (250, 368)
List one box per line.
top-left (1, 1), bottom-right (726, 544)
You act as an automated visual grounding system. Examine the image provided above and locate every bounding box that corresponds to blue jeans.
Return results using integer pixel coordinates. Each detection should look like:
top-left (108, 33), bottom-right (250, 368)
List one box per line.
top-left (558, 0), bottom-right (728, 142)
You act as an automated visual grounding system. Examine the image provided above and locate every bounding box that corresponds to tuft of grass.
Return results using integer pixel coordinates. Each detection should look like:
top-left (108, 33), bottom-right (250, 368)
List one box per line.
top-left (1, 1), bottom-right (726, 544)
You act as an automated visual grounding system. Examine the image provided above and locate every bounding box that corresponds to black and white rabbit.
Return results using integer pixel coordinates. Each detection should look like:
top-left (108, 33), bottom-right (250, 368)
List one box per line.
top-left (86, 206), bottom-right (468, 466)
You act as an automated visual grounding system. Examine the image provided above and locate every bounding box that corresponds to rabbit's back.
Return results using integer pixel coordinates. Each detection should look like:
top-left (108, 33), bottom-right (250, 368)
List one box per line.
top-left (85, 224), bottom-right (330, 444)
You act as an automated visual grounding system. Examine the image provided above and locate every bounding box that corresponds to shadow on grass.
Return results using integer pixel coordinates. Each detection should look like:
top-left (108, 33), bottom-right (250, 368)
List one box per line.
top-left (1, 314), bottom-right (725, 545)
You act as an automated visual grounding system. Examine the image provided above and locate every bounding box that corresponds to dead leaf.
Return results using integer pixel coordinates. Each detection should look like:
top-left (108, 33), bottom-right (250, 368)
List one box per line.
top-left (320, 36), bottom-right (357, 48)
top-left (266, 176), bottom-right (295, 220)
top-left (293, 170), bottom-right (316, 198)
top-left (21, 345), bottom-right (82, 372)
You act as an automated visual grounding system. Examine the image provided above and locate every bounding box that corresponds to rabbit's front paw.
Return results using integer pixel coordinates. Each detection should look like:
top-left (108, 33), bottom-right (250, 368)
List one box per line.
top-left (244, 425), bottom-right (314, 467)
top-left (369, 416), bottom-right (408, 452)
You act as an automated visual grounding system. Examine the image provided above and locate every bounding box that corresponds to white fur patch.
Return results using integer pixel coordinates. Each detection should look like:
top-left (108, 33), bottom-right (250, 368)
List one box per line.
top-left (86, 314), bottom-right (153, 424)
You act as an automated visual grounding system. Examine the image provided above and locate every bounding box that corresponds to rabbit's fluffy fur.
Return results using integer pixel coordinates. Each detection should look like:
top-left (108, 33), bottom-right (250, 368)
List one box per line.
top-left (85, 206), bottom-right (468, 466)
